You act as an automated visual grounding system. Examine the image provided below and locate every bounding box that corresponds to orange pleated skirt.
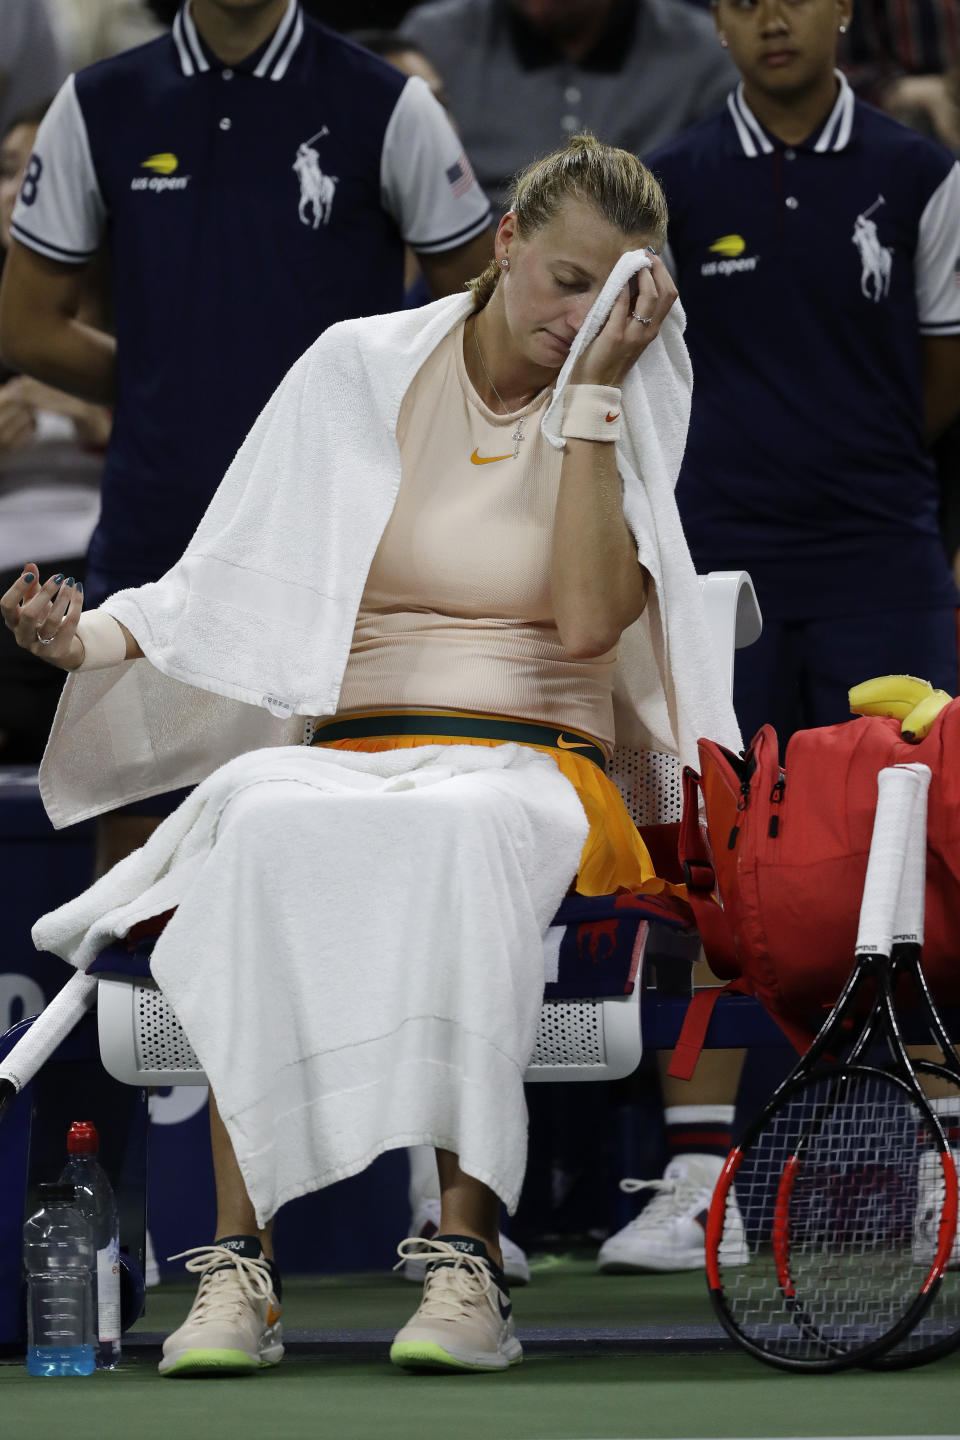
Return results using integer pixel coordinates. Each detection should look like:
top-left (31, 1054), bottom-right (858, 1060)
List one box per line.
top-left (312, 713), bottom-right (684, 899)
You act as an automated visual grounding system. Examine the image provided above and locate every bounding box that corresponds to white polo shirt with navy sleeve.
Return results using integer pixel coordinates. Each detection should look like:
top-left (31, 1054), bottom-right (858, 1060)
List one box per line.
top-left (11, 1), bottom-right (491, 585)
top-left (647, 74), bottom-right (960, 622)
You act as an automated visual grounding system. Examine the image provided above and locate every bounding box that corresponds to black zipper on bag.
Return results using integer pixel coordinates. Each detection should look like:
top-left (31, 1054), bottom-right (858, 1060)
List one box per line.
top-left (728, 778), bottom-right (752, 850)
top-left (768, 774), bottom-right (785, 837)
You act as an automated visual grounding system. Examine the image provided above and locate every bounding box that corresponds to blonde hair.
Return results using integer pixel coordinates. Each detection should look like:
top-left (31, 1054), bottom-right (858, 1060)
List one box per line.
top-left (468, 133), bottom-right (668, 309)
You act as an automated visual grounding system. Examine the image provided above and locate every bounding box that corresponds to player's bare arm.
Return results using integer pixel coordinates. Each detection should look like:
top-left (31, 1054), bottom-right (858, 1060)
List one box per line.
top-left (551, 260), bottom-right (675, 657)
top-left (923, 336), bottom-right (960, 443)
top-left (0, 241), bottom-right (115, 404)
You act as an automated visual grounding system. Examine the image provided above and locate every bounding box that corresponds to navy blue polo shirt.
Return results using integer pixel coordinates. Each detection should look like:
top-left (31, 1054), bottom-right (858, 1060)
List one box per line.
top-left (647, 74), bottom-right (960, 620)
top-left (12, 1), bottom-right (491, 584)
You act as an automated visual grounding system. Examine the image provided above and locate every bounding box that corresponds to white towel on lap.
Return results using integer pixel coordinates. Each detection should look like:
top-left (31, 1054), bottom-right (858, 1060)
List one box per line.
top-left (33, 741), bottom-right (589, 1223)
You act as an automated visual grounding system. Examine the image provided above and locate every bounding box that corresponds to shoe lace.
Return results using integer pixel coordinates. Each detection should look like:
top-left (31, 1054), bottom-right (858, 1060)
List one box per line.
top-left (617, 1175), bottom-right (703, 1227)
top-left (167, 1245), bottom-right (275, 1321)
top-left (394, 1238), bottom-right (494, 1321)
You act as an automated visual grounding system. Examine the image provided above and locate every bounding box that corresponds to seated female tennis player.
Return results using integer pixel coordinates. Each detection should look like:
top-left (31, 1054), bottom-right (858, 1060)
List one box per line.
top-left (2, 136), bottom-right (740, 1377)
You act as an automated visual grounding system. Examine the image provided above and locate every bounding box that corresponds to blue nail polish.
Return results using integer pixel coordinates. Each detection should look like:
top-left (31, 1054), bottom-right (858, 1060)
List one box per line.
top-left (53, 573), bottom-right (64, 584)
top-left (22, 572), bottom-right (35, 583)
top-left (65, 577), bottom-right (75, 587)
top-left (77, 582), bottom-right (84, 594)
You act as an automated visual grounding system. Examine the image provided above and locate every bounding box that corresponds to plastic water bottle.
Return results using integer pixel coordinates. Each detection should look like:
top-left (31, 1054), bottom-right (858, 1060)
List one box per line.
top-left (23, 1183), bottom-right (95, 1377)
top-left (60, 1121), bottom-right (121, 1369)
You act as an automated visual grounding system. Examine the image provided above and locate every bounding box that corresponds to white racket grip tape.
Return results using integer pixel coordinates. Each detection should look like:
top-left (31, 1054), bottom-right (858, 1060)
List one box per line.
top-left (893, 762), bottom-right (931, 946)
top-left (855, 765), bottom-right (920, 958)
top-left (0, 970), bottom-right (98, 1092)
top-left (76, 610), bottom-right (127, 670)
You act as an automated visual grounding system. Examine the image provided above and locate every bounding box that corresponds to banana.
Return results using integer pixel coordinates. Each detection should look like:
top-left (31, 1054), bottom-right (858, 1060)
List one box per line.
top-left (848, 674), bottom-right (934, 721)
top-left (901, 689), bottom-right (952, 742)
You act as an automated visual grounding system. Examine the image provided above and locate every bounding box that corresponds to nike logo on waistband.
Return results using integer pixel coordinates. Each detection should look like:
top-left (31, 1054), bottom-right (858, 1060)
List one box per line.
top-left (470, 447), bottom-right (513, 465)
top-left (605, 411), bottom-right (620, 422)
top-left (556, 734), bottom-right (592, 750)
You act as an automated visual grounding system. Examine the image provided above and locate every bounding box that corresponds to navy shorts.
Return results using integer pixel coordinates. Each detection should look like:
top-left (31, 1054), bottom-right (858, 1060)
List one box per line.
top-left (733, 606), bottom-right (960, 744)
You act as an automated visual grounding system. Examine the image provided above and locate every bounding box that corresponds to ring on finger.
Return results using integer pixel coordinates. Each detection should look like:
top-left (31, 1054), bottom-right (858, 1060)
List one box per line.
top-left (630, 312), bottom-right (654, 326)
top-left (35, 628), bottom-right (56, 646)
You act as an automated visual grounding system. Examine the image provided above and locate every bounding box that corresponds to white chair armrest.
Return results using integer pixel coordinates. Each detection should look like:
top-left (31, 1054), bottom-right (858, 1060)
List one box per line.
top-left (698, 571), bottom-right (762, 698)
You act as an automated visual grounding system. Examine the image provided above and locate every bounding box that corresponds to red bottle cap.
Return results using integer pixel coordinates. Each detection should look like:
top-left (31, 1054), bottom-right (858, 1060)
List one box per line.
top-left (66, 1120), bottom-right (99, 1154)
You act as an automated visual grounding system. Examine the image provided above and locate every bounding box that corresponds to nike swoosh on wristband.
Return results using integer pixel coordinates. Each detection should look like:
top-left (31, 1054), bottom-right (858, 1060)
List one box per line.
top-left (470, 447), bottom-right (513, 464)
top-left (605, 411), bottom-right (620, 422)
top-left (556, 734), bottom-right (592, 750)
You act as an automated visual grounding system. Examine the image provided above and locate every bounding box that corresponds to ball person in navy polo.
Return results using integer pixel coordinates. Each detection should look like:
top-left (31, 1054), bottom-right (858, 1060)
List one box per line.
top-left (648, 0), bottom-right (960, 741)
top-left (0, 0), bottom-right (493, 610)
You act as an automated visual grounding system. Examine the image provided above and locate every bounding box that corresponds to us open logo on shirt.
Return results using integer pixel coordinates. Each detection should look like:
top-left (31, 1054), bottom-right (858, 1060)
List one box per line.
top-left (701, 234), bottom-right (760, 277)
top-left (131, 153), bottom-right (191, 193)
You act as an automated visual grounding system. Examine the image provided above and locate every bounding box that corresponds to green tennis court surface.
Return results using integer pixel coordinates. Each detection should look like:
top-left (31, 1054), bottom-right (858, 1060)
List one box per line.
top-left (2, 1261), bottom-right (957, 1440)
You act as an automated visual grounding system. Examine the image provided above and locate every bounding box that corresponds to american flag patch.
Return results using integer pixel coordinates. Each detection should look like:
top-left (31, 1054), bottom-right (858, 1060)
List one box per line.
top-left (445, 153), bottom-right (476, 198)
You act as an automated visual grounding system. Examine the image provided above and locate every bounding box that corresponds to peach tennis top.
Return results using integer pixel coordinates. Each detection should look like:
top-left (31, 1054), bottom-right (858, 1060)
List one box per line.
top-left (336, 318), bottom-right (617, 752)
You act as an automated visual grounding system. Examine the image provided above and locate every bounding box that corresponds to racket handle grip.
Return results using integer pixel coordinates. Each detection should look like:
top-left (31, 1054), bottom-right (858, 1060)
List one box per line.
top-left (893, 762), bottom-right (931, 946)
top-left (855, 765), bottom-right (921, 959)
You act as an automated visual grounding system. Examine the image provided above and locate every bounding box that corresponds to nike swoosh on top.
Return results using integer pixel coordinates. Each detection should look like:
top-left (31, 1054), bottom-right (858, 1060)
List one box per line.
top-left (470, 447), bottom-right (513, 465)
top-left (605, 411), bottom-right (620, 422)
top-left (556, 734), bottom-right (592, 750)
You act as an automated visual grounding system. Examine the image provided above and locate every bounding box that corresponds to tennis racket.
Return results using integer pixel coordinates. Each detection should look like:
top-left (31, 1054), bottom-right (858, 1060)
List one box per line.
top-left (706, 762), bottom-right (958, 1372)
top-left (864, 771), bottom-right (960, 1369)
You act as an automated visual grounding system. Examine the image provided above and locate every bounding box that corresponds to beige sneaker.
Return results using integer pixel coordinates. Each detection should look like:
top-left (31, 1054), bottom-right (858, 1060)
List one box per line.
top-left (390, 1236), bottom-right (522, 1372)
top-left (159, 1243), bottom-right (284, 1377)
top-left (400, 1198), bottom-right (531, 1286)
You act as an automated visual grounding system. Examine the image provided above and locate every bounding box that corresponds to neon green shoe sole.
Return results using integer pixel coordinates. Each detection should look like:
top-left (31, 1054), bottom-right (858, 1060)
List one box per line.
top-left (159, 1347), bottom-right (274, 1377)
top-left (389, 1339), bottom-right (522, 1373)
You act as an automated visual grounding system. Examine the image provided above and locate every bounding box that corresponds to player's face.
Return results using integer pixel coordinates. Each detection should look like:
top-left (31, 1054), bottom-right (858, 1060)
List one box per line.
top-left (0, 123), bottom-right (39, 251)
top-left (713, 0), bottom-right (851, 98)
top-left (497, 199), bottom-right (653, 371)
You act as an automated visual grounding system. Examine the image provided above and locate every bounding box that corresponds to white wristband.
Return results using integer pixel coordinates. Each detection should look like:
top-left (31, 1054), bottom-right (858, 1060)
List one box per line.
top-left (560, 384), bottom-right (623, 442)
top-left (76, 610), bottom-right (128, 670)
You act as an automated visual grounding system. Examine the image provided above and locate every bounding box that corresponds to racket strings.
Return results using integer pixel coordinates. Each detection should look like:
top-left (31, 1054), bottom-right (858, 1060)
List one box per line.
top-left (715, 1071), bottom-right (945, 1363)
top-left (876, 1080), bottom-right (960, 1365)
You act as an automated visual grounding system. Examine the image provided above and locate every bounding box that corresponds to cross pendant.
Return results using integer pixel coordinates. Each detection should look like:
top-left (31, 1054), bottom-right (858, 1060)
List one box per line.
top-left (511, 419), bottom-right (525, 460)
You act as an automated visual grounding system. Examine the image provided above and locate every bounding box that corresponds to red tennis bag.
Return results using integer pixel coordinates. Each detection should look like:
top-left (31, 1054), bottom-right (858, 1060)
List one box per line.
top-left (671, 698), bottom-right (960, 1076)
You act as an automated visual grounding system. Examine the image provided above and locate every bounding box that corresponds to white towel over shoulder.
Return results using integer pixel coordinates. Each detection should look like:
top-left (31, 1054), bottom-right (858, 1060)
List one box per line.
top-left (38, 262), bottom-right (739, 828)
top-left (33, 741), bottom-right (589, 1223)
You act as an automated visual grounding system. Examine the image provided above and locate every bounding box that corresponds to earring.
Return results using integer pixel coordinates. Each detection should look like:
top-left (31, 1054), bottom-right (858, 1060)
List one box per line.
top-left (719, 36), bottom-right (728, 48)
top-left (500, 259), bottom-right (509, 269)
top-left (839, 22), bottom-right (847, 32)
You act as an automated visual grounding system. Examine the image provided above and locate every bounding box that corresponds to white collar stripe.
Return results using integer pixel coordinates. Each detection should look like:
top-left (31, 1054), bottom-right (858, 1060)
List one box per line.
top-left (831, 75), bottom-right (855, 151)
top-left (734, 84), bottom-right (774, 154)
top-left (172, 11), bottom-right (194, 76)
top-left (181, 5), bottom-right (210, 72)
top-left (732, 71), bottom-right (854, 158)
top-left (727, 92), bottom-right (758, 158)
top-left (174, 2), bottom-right (302, 80)
top-left (270, 9), bottom-right (304, 81)
top-left (253, 0), bottom-right (298, 78)
top-left (813, 83), bottom-right (844, 151)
